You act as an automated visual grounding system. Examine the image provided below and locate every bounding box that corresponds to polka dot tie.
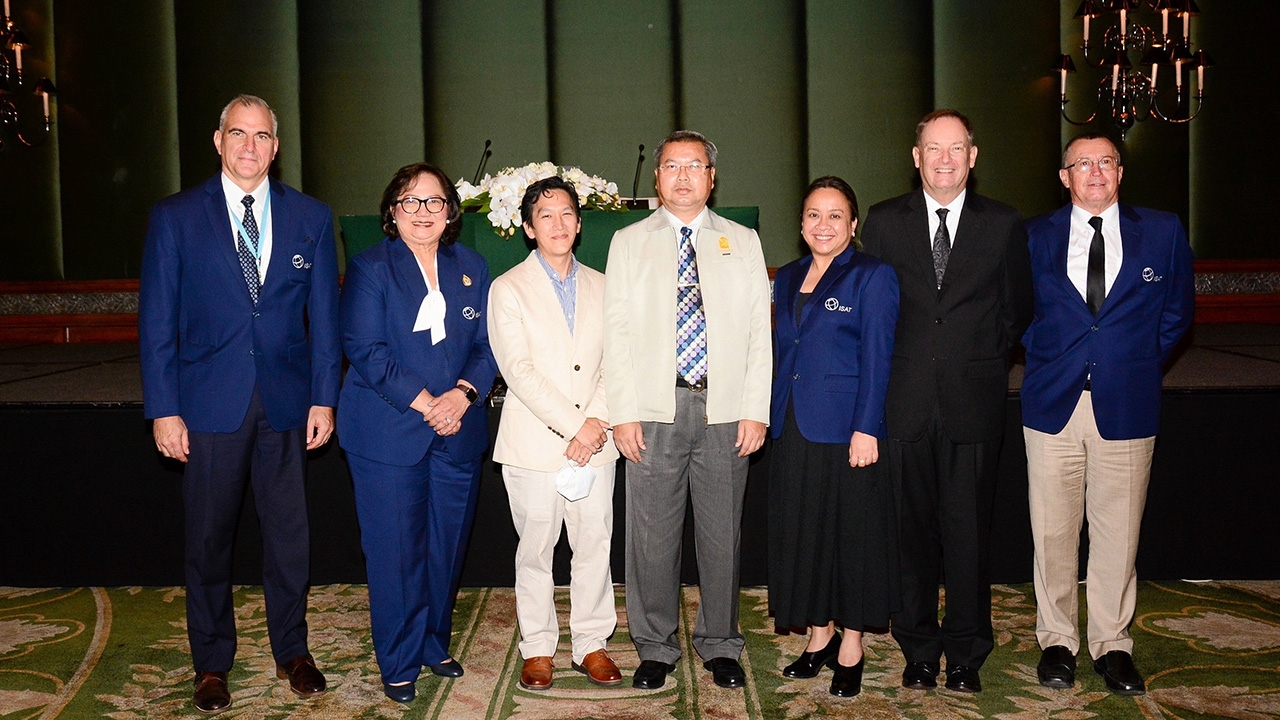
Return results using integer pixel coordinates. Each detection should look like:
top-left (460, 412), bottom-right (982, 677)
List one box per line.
top-left (236, 195), bottom-right (261, 304)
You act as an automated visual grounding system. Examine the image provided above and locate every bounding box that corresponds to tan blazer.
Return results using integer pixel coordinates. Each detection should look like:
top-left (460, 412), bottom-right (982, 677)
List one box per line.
top-left (489, 251), bottom-right (619, 472)
top-left (603, 209), bottom-right (772, 427)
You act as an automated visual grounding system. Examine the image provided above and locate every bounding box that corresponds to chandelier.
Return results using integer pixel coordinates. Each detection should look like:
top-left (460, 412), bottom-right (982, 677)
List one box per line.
top-left (1, 0), bottom-right (57, 152)
top-left (1056, 0), bottom-right (1211, 139)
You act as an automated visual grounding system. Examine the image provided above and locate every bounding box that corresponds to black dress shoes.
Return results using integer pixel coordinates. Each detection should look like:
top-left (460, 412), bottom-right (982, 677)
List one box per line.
top-left (193, 671), bottom-right (231, 715)
top-left (382, 681), bottom-right (416, 703)
top-left (944, 665), bottom-right (982, 693)
top-left (829, 658), bottom-right (864, 698)
top-left (1037, 645), bottom-right (1077, 688)
top-left (704, 657), bottom-right (746, 688)
top-left (782, 634), bottom-right (841, 678)
top-left (901, 661), bottom-right (940, 689)
top-left (1094, 650), bottom-right (1146, 695)
top-left (428, 659), bottom-right (464, 678)
top-left (633, 659), bottom-right (676, 689)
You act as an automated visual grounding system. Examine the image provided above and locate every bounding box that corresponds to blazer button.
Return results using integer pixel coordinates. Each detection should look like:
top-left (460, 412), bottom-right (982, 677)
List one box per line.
top-left (253, 311), bottom-right (260, 318)
top-left (574, 364), bottom-right (581, 371)
top-left (934, 318), bottom-right (943, 324)
top-left (249, 349), bottom-right (255, 356)
top-left (792, 373), bottom-right (799, 380)
top-left (794, 338), bottom-right (800, 344)
top-left (574, 404), bottom-right (581, 409)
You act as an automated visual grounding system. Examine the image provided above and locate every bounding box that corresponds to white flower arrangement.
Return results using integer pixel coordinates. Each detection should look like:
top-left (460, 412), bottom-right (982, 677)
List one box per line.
top-left (456, 162), bottom-right (626, 238)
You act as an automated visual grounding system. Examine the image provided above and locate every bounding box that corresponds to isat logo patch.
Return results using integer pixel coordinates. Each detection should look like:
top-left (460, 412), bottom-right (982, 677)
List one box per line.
top-left (1142, 267), bottom-right (1162, 282)
top-left (291, 254), bottom-right (311, 269)
top-left (824, 297), bottom-right (852, 313)
top-left (462, 306), bottom-right (479, 320)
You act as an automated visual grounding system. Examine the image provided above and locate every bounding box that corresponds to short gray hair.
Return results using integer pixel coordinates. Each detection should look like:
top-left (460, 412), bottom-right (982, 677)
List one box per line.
top-left (219, 94), bottom-right (278, 136)
top-left (1061, 132), bottom-right (1122, 169)
top-left (654, 130), bottom-right (718, 167)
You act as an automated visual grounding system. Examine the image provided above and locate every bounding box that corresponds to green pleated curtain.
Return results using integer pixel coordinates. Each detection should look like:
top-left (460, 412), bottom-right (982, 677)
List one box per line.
top-left (0, 0), bottom-right (1269, 281)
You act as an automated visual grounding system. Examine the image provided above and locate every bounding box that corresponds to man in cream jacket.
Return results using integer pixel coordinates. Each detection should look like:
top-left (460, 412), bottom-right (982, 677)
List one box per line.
top-left (603, 130), bottom-right (772, 690)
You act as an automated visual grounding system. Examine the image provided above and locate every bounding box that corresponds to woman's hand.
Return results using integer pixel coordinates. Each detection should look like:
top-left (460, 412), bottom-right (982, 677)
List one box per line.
top-left (424, 388), bottom-right (470, 436)
top-left (849, 431), bottom-right (879, 468)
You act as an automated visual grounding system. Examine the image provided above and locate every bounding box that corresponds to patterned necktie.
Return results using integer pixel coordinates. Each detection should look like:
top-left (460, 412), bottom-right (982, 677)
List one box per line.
top-left (932, 207), bottom-right (950, 290)
top-left (1087, 216), bottom-right (1106, 315)
top-left (675, 226), bottom-right (708, 385)
top-left (236, 194), bottom-right (261, 304)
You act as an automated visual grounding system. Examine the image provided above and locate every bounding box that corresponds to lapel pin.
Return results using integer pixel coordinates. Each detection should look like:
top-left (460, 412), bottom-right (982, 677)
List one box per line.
top-left (462, 274), bottom-right (473, 287)
top-left (718, 236), bottom-right (731, 253)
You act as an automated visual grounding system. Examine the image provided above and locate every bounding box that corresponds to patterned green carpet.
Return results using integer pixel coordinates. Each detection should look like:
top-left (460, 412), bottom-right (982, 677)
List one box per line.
top-left (2, 581), bottom-right (1279, 719)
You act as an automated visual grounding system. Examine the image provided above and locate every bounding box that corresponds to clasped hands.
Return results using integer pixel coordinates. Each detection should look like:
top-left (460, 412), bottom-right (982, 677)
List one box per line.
top-left (412, 386), bottom-right (473, 436)
top-left (566, 417), bottom-right (610, 466)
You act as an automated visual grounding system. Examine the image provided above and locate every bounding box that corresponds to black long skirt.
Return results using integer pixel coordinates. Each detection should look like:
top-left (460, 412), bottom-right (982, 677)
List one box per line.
top-left (767, 406), bottom-right (900, 631)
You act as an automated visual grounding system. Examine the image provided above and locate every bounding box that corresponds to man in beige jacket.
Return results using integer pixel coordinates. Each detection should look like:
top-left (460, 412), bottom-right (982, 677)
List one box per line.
top-left (489, 177), bottom-right (622, 691)
top-left (604, 130), bottom-right (772, 690)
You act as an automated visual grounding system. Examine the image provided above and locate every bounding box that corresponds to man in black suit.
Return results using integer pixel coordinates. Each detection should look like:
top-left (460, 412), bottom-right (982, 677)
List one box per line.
top-left (860, 109), bottom-right (1033, 694)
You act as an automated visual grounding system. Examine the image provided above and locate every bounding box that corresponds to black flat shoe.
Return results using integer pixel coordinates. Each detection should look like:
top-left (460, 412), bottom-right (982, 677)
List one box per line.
top-left (902, 661), bottom-right (939, 689)
top-left (1094, 650), bottom-right (1145, 696)
top-left (428, 659), bottom-right (464, 678)
top-left (1037, 645), bottom-right (1077, 688)
top-left (632, 659), bottom-right (676, 689)
top-left (782, 634), bottom-right (841, 679)
top-left (382, 681), bottom-right (415, 703)
top-left (829, 657), bottom-right (864, 698)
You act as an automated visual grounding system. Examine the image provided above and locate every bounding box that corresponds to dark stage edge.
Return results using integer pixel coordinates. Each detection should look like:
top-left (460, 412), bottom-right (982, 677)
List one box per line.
top-left (2, 325), bottom-right (1279, 588)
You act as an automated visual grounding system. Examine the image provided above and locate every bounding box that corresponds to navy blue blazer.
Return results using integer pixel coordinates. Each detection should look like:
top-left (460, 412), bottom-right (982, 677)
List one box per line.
top-left (139, 174), bottom-right (342, 433)
top-left (1021, 203), bottom-right (1194, 440)
top-left (337, 238), bottom-right (497, 466)
top-left (771, 245), bottom-right (899, 443)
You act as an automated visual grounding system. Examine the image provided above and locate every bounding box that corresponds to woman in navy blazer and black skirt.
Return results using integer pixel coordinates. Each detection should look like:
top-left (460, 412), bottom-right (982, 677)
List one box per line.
top-left (337, 162), bottom-right (497, 703)
top-left (768, 176), bottom-right (900, 698)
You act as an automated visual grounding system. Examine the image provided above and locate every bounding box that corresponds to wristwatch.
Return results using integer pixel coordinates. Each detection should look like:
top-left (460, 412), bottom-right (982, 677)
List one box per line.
top-left (457, 383), bottom-right (479, 404)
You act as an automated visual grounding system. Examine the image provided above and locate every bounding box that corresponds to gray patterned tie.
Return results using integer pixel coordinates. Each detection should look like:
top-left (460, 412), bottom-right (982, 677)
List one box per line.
top-left (236, 195), bottom-right (261, 304)
top-left (932, 208), bottom-right (950, 290)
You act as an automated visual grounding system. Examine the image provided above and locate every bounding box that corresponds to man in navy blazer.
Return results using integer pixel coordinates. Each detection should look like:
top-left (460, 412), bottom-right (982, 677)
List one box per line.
top-left (1022, 133), bottom-right (1194, 697)
top-left (139, 94), bottom-right (340, 715)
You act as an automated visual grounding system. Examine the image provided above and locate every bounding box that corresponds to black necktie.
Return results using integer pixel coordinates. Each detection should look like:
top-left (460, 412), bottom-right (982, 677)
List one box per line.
top-left (1086, 216), bottom-right (1105, 315)
top-left (932, 208), bottom-right (950, 289)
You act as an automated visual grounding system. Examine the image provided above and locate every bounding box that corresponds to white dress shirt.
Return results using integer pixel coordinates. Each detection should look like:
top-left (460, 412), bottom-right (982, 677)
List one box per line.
top-left (1067, 202), bottom-right (1123, 302)
top-left (220, 173), bottom-right (273, 283)
top-left (924, 188), bottom-right (965, 249)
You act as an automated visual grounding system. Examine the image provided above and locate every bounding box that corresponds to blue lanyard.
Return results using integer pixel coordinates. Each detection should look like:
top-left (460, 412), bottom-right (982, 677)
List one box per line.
top-left (230, 189), bottom-right (271, 263)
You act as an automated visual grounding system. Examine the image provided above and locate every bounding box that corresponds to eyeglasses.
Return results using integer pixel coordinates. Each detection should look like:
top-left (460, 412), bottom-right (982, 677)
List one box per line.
top-left (657, 162), bottom-right (711, 176)
top-left (1064, 156), bottom-right (1120, 173)
top-left (396, 196), bottom-right (446, 214)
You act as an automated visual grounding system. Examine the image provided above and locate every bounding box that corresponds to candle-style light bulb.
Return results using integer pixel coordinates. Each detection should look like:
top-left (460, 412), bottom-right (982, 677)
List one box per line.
top-left (1182, 12), bottom-right (1190, 41)
top-left (1112, 64), bottom-right (1120, 92)
top-left (1120, 8), bottom-right (1128, 40)
top-left (13, 45), bottom-right (22, 72)
top-left (1162, 8), bottom-right (1170, 37)
top-left (1175, 59), bottom-right (1184, 89)
top-left (40, 90), bottom-right (49, 118)
top-left (1060, 68), bottom-right (1068, 97)
top-left (1151, 63), bottom-right (1159, 90)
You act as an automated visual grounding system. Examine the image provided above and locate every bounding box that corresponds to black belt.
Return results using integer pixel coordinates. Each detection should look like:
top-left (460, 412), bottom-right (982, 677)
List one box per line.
top-left (676, 375), bottom-right (707, 393)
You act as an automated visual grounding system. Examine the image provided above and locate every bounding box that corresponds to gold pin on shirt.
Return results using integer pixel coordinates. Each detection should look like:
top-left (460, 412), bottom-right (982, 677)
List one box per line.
top-left (718, 236), bottom-right (731, 253)
top-left (462, 274), bottom-right (472, 287)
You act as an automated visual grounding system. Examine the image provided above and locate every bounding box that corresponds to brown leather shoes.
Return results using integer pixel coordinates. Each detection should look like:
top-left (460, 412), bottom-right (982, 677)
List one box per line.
top-left (520, 656), bottom-right (554, 690)
top-left (276, 655), bottom-right (327, 697)
top-left (193, 671), bottom-right (230, 715)
top-left (572, 649), bottom-right (624, 687)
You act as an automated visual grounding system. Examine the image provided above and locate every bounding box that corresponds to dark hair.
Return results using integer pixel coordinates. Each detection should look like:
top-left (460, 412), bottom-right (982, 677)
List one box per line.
top-left (520, 176), bottom-right (582, 227)
top-left (915, 108), bottom-right (975, 147)
top-left (1062, 132), bottom-right (1123, 168)
top-left (379, 162), bottom-right (462, 245)
top-left (653, 130), bottom-right (718, 167)
top-left (803, 176), bottom-right (860, 227)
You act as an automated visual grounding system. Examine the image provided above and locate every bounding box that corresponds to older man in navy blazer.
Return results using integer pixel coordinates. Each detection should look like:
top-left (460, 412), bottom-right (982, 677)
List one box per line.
top-left (1022, 133), bottom-right (1194, 697)
top-left (139, 94), bottom-right (340, 715)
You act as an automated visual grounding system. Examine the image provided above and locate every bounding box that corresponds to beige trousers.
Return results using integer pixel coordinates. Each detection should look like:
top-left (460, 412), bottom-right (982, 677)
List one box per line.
top-left (1024, 391), bottom-right (1155, 660)
top-left (502, 462), bottom-right (618, 662)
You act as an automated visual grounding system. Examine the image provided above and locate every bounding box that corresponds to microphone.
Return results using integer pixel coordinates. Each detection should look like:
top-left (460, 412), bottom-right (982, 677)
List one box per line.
top-left (472, 139), bottom-right (492, 185)
top-left (631, 143), bottom-right (645, 200)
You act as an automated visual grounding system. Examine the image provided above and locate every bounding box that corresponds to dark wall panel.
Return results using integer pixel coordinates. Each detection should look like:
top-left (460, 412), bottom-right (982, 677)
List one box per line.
top-left (680, 0), bottom-right (807, 266)
top-left (298, 0), bottom-right (424, 221)
top-left (806, 0), bottom-right (933, 218)
top-left (173, 1), bottom-right (301, 190)
top-left (53, 0), bottom-right (178, 279)
top-left (0, 0), bottom-right (60, 280)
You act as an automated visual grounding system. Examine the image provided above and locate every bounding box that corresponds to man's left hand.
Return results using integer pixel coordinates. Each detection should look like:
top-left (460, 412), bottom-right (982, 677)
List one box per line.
top-left (735, 419), bottom-right (766, 457)
top-left (306, 406), bottom-right (335, 449)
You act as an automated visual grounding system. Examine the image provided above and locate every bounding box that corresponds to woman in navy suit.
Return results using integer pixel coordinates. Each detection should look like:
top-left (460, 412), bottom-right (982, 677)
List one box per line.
top-left (768, 176), bottom-right (900, 698)
top-left (337, 162), bottom-right (497, 703)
